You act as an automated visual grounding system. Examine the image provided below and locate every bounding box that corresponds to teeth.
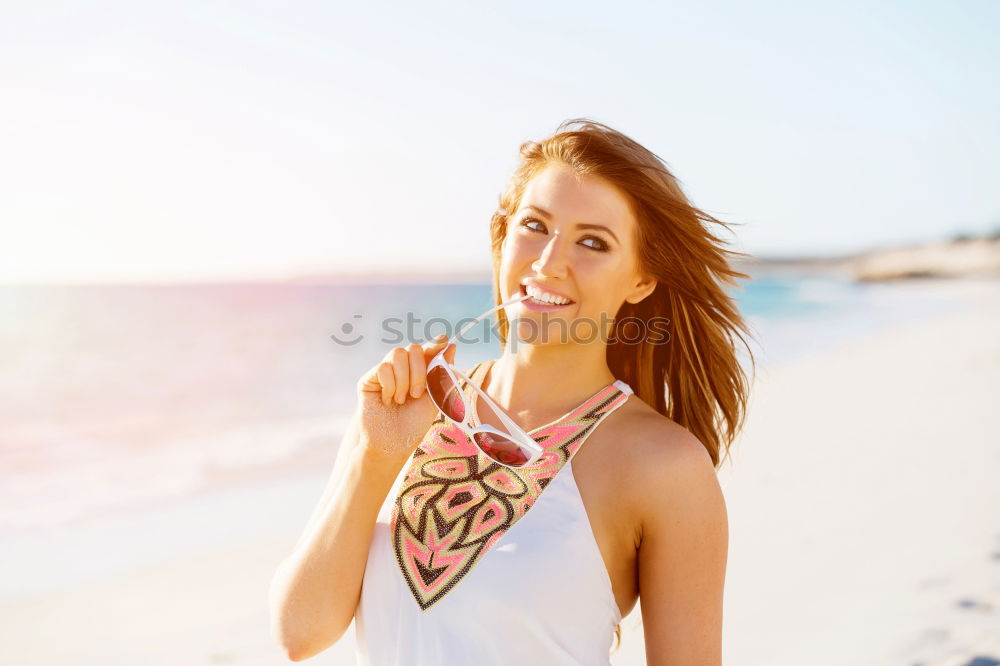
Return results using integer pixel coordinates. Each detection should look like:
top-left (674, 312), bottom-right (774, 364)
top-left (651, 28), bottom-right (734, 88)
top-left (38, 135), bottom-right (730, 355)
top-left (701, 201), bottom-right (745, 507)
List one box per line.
top-left (525, 285), bottom-right (571, 305)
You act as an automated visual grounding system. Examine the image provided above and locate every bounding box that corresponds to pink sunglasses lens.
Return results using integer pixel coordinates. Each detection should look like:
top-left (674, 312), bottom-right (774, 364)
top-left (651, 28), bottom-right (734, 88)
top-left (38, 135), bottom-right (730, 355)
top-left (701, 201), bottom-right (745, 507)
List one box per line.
top-left (427, 365), bottom-right (466, 422)
top-left (473, 431), bottom-right (532, 467)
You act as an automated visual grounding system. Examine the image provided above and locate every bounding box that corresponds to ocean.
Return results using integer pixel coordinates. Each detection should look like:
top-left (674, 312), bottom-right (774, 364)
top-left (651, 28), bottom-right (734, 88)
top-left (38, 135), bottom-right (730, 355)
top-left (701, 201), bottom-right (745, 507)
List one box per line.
top-left (0, 275), bottom-right (965, 600)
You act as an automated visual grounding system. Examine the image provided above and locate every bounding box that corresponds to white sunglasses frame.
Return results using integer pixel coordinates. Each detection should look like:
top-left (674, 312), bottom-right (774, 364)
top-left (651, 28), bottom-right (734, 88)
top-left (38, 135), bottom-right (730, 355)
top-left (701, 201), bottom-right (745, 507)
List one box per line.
top-left (425, 292), bottom-right (546, 468)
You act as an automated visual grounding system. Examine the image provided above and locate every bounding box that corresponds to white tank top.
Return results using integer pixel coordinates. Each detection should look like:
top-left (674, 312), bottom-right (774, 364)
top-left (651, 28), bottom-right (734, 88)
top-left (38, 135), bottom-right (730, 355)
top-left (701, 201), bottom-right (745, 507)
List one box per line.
top-left (355, 359), bottom-right (633, 665)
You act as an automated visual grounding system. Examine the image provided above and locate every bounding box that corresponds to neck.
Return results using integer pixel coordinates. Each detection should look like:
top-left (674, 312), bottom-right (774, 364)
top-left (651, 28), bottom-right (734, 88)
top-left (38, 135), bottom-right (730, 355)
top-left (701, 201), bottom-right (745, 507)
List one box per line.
top-left (484, 339), bottom-right (618, 422)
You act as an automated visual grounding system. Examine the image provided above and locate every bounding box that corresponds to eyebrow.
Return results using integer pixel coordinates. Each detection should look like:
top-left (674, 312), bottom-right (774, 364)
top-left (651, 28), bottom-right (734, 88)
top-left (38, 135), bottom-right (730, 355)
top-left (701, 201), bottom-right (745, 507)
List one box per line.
top-left (520, 205), bottom-right (620, 244)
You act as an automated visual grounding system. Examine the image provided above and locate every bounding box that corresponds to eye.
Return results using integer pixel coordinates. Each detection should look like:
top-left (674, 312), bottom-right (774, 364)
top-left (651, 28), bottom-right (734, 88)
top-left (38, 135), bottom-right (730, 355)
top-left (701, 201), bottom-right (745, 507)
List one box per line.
top-left (520, 218), bottom-right (545, 233)
top-left (518, 218), bottom-right (610, 252)
top-left (580, 236), bottom-right (609, 252)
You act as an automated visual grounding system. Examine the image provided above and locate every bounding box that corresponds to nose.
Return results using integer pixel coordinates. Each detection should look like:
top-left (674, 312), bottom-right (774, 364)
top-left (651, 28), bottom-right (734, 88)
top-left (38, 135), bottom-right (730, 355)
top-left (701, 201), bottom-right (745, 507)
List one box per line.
top-left (530, 234), bottom-right (569, 279)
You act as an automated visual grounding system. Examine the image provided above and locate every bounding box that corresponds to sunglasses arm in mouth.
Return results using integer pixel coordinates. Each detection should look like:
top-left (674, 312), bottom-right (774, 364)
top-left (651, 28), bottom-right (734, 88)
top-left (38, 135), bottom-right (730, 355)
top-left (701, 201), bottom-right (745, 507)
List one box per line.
top-left (450, 291), bottom-right (530, 346)
top-left (434, 291), bottom-right (545, 459)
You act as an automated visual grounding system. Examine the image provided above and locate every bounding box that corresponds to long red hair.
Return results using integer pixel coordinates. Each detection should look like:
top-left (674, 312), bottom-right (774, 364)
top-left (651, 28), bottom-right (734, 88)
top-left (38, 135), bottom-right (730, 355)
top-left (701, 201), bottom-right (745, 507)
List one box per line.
top-left (490, 118), bottom-right (757, 470)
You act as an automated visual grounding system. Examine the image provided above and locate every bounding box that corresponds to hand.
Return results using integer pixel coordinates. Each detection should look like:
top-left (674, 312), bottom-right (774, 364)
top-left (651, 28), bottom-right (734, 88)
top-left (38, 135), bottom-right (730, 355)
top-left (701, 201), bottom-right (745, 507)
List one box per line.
top-left (355, 334), bottom-right (456, 462)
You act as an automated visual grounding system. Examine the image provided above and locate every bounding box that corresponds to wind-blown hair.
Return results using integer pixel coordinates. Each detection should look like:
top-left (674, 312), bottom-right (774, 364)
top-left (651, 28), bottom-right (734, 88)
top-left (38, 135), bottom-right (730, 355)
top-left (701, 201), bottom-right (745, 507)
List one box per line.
top-left (490, 118), bottom-right (757, 471)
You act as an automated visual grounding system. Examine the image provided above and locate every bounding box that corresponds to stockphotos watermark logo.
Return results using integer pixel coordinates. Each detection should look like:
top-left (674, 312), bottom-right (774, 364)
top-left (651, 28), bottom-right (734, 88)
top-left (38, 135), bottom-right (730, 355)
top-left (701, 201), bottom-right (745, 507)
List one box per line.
top-left (330, 312), bottom-right (670, 349)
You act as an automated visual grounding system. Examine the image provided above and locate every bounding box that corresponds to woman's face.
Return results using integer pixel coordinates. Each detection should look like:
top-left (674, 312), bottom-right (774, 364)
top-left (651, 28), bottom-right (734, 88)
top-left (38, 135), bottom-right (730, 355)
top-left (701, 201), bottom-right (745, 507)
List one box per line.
top-left (499, 162), bottom-right (656, 347)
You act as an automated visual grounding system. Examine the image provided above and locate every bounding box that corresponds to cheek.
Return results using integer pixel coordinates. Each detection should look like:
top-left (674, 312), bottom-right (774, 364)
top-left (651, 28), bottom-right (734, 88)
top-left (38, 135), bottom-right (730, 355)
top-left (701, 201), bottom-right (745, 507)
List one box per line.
top-left (501, 232), bottom-right (533, 265)
top-left (576, 265), bottom-right (629, 309)
top-left (497, 235), bottom-right (523, 282)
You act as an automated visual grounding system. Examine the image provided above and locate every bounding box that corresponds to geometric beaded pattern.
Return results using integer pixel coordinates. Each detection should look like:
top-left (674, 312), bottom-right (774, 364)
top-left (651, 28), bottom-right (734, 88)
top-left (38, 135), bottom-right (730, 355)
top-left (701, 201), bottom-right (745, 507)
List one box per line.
top-left (389, 360), bottom-right (632, 611)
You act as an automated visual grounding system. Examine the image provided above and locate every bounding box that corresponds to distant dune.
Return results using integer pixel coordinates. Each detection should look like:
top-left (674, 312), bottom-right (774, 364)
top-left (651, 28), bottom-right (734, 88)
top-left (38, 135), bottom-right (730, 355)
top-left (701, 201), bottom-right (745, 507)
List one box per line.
top-left (843, 235), bottom-right (1000, 281)
top-left (738, 231), bottom-right (1000, 282)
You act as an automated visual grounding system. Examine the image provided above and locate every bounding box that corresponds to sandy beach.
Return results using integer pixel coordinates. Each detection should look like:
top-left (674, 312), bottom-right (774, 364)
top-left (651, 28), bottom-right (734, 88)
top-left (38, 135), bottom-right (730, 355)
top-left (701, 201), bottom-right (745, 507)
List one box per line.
top-left (727, 276), bottom-right (1000, 665)
top-left (1, 277), bottom-right (998, 666)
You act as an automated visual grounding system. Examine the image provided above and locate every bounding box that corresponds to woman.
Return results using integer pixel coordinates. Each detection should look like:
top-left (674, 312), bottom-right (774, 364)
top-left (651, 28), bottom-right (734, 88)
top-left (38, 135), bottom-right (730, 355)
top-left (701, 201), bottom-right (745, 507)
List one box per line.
top-left (269, 118), bottom-right (755, 664)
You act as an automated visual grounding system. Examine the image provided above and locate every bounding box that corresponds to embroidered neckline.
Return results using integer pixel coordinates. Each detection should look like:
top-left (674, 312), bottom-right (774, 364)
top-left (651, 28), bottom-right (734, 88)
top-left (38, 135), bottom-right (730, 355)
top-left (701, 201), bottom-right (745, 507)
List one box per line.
top-left (467, 358), bottom-right (629, 436)
top-left (389, 360), bottom-right (633, 611)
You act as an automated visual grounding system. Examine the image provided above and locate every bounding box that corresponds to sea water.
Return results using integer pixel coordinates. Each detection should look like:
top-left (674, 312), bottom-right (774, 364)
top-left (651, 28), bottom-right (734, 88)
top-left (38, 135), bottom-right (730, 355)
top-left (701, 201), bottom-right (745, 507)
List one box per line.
top-left (0, 275), bottom-right (964, 599)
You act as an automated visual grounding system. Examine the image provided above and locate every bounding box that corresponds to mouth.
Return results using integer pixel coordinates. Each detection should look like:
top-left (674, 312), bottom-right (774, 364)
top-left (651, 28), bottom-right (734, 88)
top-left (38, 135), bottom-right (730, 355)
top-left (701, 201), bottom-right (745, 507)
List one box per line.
top-left (518, 283), bottom-right (576, 311)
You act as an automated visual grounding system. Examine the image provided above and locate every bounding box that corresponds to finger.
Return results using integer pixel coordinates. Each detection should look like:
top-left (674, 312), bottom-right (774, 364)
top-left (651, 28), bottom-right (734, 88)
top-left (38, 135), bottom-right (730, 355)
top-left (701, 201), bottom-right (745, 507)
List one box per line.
top-left (358, 363), bottom-right (383, 393)
top-left (444, 341), bottom-right (457, 366)
top-left (422, 333), bottom-right (448, 362)
top-left (359, 375), bottom-right (381, 393)
top-left (407, 343), bottom-right (425, 398)
top-left (391, 347), bottom-right (409, 405)
top-left (377, 362), bottom-right (394, 406)
top-left (423, 333), bottom-right (447, 351)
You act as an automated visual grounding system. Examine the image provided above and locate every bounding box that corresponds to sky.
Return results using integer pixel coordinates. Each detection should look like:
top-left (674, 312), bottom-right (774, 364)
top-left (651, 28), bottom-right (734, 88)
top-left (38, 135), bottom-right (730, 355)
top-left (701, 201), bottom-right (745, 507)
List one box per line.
top-left (1, 0), bottom-right (998, 284)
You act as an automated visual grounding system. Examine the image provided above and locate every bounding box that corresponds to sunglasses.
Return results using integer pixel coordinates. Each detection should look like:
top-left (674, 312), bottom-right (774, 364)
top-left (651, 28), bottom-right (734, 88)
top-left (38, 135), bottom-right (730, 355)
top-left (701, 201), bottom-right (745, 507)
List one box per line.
top-left (425, 292), bottom-right (545, 469)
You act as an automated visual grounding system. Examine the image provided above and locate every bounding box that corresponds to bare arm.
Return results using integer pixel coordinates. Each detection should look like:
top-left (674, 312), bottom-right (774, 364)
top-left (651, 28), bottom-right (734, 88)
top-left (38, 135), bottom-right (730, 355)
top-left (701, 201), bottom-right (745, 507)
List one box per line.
top-left (268, 337), bottom-right (454, 662)
top-left (268, 410), bottom-right (408, 661)
top-left (637, 432), bottom-right (729, 665)
top-left (288, 407), bottom-right (365, 555)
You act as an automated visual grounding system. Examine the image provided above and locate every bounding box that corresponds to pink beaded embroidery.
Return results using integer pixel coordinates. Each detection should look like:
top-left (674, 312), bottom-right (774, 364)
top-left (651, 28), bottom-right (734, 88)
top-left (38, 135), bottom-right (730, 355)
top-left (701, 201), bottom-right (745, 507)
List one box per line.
top-left (389, 361), bottom-right (631, 610)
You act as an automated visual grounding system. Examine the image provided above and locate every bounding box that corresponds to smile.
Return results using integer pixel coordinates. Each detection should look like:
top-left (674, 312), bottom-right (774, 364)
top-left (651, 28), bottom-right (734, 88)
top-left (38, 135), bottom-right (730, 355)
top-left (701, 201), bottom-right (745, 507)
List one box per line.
top-left (519, 283), bottom-right (576, 309)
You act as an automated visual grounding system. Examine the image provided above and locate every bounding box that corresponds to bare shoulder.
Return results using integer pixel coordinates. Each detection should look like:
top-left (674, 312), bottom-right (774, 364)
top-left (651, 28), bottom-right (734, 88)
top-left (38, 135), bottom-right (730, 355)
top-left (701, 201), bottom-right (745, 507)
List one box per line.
top-left (613, 400), bottom-right (728, 662)
top-left (612, 396), bottom-right (715, 473)
top-left (609, 397), bottom-right (722, 526)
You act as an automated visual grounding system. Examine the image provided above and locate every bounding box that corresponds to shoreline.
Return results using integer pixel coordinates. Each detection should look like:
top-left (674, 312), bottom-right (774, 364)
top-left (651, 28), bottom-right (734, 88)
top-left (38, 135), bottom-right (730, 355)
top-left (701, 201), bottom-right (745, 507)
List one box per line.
top-left (1, 277), bottom-right (997, 665)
